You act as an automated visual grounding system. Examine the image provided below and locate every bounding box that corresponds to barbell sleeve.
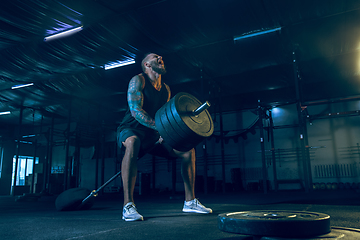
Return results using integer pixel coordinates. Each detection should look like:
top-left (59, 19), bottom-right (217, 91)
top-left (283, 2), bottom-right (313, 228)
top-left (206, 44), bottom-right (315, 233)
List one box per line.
top-left (192, 101), bottom-right (211, 116)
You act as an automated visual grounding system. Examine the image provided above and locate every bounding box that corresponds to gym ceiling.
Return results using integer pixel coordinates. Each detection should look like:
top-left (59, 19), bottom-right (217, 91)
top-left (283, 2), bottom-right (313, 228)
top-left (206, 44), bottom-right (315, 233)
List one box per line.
top-left (1, 0), bottom-right (360, 129)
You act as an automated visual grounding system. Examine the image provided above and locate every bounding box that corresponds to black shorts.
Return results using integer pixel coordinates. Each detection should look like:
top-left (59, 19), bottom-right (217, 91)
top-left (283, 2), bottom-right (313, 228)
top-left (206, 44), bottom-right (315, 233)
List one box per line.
top-left (117, 128), bottom-right (175, 159)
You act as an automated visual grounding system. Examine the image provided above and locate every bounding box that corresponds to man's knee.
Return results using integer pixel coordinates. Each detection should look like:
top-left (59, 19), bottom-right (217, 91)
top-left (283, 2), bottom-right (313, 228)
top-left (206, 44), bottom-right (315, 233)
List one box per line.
top-left (121, 136), bottom-right (142, 161)
top-left (123, 135), bottom-right (141, 148)
top-left (176, 148), bottom-right (195, 162)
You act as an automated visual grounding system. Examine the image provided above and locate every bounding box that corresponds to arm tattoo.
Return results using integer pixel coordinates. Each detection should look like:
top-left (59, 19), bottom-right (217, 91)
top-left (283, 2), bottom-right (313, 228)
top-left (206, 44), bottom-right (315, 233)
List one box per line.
top-left (165, 83), bottom-right (171, 102)
top-left (128, 76), bottom-right (157, 130)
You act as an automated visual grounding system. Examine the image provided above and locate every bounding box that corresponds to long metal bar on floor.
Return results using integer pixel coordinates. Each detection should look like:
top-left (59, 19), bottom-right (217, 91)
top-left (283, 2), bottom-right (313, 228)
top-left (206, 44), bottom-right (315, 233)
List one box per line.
top-left (81, 171), bottom-right (122, 207)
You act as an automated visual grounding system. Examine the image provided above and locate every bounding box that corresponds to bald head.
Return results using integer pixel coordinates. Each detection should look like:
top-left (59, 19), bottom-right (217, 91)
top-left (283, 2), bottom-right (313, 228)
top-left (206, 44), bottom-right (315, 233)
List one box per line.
top-left (141, 53), bottom-right (166, 75)
top-left (141, 53), bottom-right (154, 73)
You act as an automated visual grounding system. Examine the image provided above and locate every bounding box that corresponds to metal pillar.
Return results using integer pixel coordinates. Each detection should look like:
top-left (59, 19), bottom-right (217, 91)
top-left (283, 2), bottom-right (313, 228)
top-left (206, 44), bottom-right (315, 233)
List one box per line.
top-left (12, 107), bottom-right (23, 195)
top-left (95, 106), bottom-right (102, 190)
top-left (258, 104), bottom-right (268, 194)
top-left (218, 91), bottom-right (226, 193)
top-left (31, 139), bottom-right (37, 193)
top-left (203, 141), bottom-right (208, 194)
top-left (44, 116), bottom-right (55, 193)
top-left (268, 110), bottom-right (278, 191)
top-left (152, 155), bottom-right (156, 193)
top-left (201, 68), bottom-right (209, 194)
top-left (172, 158), bottom-right (176, 195)
top-left (64, 98), bottom-right (72, 191)
top-left (293, 49), bottom-right (311, 192)
top-left (100, 123), bottom-right (106, 194)
top-left (95, 135), bottom-right (100, 190)
top-left (303, 111), bottom-right (313, 189)
top-left (33, 114), bottom-right (42, 193)
top-left (74, 130), bottom-right (81, 187)
top-left (43, 127), bottom-right (50, 192)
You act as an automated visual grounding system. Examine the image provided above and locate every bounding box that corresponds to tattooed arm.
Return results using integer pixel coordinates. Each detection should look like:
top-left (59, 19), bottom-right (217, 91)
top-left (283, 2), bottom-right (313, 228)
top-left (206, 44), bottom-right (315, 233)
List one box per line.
top-left (128, 74), bottom-right (157, 130)
top-left (164, 83), bottom-right (171, 102)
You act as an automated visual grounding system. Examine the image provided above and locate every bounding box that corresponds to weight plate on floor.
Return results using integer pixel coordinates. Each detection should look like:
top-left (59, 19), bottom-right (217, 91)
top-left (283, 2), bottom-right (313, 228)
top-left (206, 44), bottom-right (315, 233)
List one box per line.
top-left (55, 188), bottom-right (94, 211)
top-left (260, 227), bottom-right (360, 240)
top-left (218, 210), bottom-right (331, 238)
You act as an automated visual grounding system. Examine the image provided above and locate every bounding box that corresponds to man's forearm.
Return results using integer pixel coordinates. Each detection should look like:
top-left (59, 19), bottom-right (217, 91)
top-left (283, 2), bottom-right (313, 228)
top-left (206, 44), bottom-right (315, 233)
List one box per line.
top-left (131, 109), bottom-right (157, 130)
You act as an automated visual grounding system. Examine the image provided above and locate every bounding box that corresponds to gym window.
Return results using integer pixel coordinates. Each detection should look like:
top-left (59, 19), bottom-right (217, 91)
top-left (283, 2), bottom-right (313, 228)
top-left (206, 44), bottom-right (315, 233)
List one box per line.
top-left (12, 156), bottom-right (39, 186)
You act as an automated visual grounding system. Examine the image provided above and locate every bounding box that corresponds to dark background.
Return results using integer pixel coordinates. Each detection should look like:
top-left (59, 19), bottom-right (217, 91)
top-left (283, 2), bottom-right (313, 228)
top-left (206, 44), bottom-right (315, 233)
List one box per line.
top-left (0, 0), bottom-right (359, 130)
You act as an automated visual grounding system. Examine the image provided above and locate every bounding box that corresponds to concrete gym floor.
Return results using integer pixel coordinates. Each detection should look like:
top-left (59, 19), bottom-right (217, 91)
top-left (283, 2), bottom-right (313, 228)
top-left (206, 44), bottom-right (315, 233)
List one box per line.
top-left (1, 190), bottom-right (360, 240)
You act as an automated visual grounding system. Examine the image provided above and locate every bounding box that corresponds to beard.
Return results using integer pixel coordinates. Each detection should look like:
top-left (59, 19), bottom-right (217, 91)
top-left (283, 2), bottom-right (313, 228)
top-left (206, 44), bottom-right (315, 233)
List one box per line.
top-left (150, 62), bottom-right (166, 75)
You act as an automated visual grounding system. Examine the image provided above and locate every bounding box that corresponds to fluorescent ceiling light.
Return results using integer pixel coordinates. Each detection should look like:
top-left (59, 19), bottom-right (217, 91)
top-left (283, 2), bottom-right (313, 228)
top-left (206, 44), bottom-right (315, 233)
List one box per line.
top-left (44, 26), bottom-right (83, 41)
top-left (234, 27), bottom-right (281, 41)
top-left (104, 59), bottom-right (136, 70)
top-left (0, 111), bottom-right (11, 115)
top-left (22, 134), bottom-right (36, 138)
top-left (11, 83), bottom-right (34, 90)
top-left (15, 140), bottom-right (33, 144)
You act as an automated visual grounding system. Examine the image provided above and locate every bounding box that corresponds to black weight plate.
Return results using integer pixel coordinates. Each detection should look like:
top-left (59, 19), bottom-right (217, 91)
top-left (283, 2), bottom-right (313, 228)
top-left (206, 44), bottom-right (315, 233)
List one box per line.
top-left (156, 98), bottom-right (193, 151)
top-left (156, 102), bottom-right (181, 146)
top-left (261, 227), bottom-right (360, 240)
top-left (166, 98), bottom-right (191, 140)
top-left (162, 106), bottom-right (191, 151)
top-left (218, 210), bottom-right (331, 238)
top-left (167, 100), bottom-right (203, 151)
top-left (55, 188), bottom-right (94, 211)
top-left (155, 92), bottom-right (213, 152)
top-left (174, 93), bottom-right (213, 138)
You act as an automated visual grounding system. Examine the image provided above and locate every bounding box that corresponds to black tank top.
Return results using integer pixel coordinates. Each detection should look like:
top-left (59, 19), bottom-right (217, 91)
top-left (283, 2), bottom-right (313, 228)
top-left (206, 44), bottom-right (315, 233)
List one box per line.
top-left (118, 73), bottom-right (169, 132)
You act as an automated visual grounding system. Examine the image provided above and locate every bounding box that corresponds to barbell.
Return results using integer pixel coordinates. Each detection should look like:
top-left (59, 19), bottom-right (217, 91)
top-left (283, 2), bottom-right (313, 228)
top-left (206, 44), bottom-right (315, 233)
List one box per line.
top-left (55, 92), bottom-right (213, 211)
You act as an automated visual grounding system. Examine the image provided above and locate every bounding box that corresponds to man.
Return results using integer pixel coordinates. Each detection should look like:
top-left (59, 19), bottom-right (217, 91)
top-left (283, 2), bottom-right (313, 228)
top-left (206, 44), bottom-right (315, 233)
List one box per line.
top-left (117, 53), bottom-right (212, 221)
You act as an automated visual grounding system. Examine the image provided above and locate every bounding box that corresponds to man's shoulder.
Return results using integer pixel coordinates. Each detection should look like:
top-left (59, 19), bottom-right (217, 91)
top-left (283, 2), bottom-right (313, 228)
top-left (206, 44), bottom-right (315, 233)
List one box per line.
top-left (130, 74), bottom-right (145, 87)
top-left (131, 73), bottom-right (144, 81)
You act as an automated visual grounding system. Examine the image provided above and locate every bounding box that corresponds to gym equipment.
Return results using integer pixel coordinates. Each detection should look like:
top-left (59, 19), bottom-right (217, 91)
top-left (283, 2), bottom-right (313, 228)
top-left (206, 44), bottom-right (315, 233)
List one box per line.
top-left (56, 92), bottom-right (213, 210)
top-left (261, 227), bottom-right (360, 240)
top-left (55, 170), bottom-right (123, 211)
top-left (55, 188), bottom-right (94, 211)
top-left (218, 210), bottom-right (331, 238)
top-left (155, 92), bottom-right (213, 152)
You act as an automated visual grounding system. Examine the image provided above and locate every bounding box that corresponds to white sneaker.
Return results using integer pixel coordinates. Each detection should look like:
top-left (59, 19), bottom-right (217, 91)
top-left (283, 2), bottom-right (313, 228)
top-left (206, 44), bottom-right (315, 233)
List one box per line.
top-left (122, 202), bottom-right (144, 221)
top-left (182, 198), bottom-right (212, 214)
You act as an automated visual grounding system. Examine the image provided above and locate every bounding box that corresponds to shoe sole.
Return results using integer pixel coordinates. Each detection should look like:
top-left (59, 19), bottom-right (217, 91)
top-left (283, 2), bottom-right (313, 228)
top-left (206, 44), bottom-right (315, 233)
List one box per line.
top-left (122, 216), bottom-right (144, 221)
top-left (182, 209), bottom-right (212, 214)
